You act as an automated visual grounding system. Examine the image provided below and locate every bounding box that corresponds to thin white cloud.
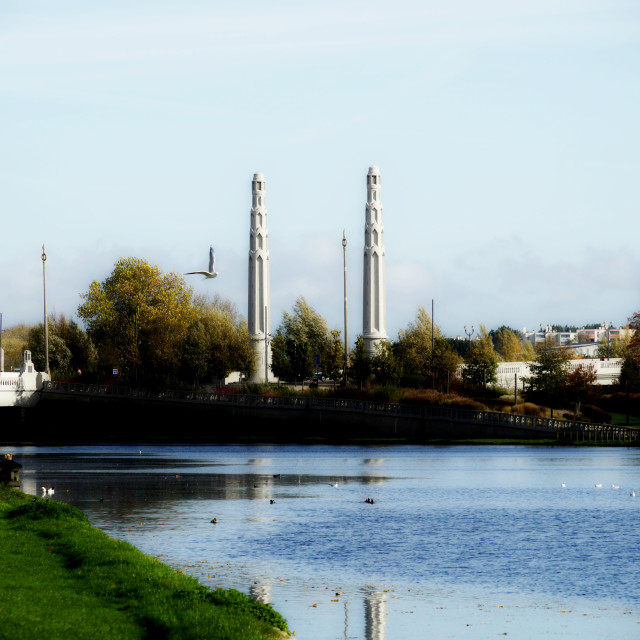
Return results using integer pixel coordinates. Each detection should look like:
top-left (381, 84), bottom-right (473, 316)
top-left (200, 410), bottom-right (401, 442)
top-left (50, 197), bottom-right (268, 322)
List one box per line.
top-left (1, 1), bottom-right (637, 67)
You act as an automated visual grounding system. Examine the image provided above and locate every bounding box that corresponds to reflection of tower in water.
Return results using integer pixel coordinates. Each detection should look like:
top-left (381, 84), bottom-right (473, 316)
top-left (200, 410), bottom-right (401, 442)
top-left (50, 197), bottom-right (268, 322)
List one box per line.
top-left (249, 580), bottom-right (271, 605)
top-left (364, 590), bottom-right (387, 640)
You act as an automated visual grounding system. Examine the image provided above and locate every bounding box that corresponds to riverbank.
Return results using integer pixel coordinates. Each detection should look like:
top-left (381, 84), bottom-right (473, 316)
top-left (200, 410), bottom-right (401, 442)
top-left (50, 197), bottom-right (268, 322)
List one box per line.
top-left (0, 485), bottom-right (289, 640)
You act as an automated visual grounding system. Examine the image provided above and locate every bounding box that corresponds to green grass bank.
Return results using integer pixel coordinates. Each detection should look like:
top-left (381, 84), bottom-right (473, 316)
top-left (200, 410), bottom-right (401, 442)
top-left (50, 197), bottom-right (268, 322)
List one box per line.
top-left (0, 485), bottom-right (289, 640)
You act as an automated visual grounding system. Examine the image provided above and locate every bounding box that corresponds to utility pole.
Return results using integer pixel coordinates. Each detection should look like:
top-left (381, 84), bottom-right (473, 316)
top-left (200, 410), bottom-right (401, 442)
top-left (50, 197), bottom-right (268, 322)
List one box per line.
top-left (0, 312), bottom-right (4, 372)
top-left (342, 230), bottom-right (349, 385)
top-left (264, 305), bottom-right (269, 384)
top-left (42, 245), bottom-right (50, 376)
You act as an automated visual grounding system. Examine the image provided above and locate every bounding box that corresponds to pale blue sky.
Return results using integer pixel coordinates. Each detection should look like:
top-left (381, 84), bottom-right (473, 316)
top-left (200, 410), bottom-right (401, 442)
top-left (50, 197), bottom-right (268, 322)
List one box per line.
top-left (1, 0), bottom-right (639, 341)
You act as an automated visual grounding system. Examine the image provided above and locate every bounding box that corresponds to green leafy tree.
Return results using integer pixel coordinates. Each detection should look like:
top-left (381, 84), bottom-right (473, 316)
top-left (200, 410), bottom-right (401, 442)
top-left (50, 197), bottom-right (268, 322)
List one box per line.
top-left (24, 314), bottom-right (97, 379)
top-left (26, 325), bottom-right (72, 378)
top-left (371, 340), bottom-right (401, 385)
top-left (491, 326), bottom-right (534, 362)
top-left (322, 329), bottom-right (344, 382)
top-left (596, 328), bottom-right (630, 359)
top-left (524, 337), bottom-right (571, 413)
top-left (269, 333), bottom-right (291, 381)
top-left (276, 297), bottom-right (333, 380)
top-left (349, 335), bottom-right (372, 388)
top-left (565, 363), bottom-right (597, 415)
top-left (51, 314), bottom-right (98, 377)
top-left (396, 306), bottom-right (461, 387)
top-left (280, 297), bottom-right (329, 356)
top-left (619, 355), bottom-right (640, 392)
top-left (290, 340), bottom-right (314, 381)
top-left (462, 325), bottom-right (498, 388)
top-left (0, 324), bottom-right (31, 371)
top-left (78, 257), bottom-right (198, 385)
top-left (182, 296), bottom-right (254, 385)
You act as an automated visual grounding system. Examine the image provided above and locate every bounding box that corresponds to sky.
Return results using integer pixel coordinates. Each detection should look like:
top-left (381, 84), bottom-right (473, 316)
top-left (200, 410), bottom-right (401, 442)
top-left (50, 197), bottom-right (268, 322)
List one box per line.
top-left (1, 0), bottom-right (639, 342)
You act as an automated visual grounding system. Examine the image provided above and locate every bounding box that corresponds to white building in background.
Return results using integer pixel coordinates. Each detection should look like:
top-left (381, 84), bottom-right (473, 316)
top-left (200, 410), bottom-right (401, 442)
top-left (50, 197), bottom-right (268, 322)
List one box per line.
top-left (362, 166), bottom-right (388, 357)
top-left (522, 325), bottom-right (632, 348)
top-left (248, 172), bottom-right (272, 383)
top-left (0, 350), bottom-right (49, 407)
top-left (490, 358), bottom-right (623, 390)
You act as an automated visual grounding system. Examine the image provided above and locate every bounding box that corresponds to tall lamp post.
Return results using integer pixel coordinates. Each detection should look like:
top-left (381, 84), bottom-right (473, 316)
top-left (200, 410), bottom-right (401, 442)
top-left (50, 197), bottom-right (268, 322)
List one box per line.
top-left (342, 231), bottom-right (349, 385)
top-left (604, 321), bottom-right (612, 360)
top-left (42, 245), bottom-right (50, 376)
top-left (0, 312), bottom-right (4, 372)
top-left (264, 305), bottom-right (269, 384)
top-left (464, 325), bottom-right (475, 349)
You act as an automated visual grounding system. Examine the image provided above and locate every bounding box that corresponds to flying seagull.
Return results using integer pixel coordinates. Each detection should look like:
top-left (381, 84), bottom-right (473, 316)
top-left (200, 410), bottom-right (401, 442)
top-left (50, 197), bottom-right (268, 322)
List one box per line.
top-left (185, 246), bottom-right (218, 278)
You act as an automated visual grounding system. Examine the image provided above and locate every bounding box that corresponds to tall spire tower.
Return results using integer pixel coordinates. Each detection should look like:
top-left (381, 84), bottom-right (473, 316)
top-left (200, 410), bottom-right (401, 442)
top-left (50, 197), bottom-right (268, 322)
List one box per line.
top-left (248, 172), bottom-right (272, 382)
top-left (363, 165), bottom-right (387, 356)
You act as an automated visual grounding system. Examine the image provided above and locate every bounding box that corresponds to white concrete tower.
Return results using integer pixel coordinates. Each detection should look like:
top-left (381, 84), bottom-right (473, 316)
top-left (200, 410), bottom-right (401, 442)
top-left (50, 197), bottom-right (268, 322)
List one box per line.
top-left (248, 172), bottom-right (272, 382)
top-left (363, 165), bottom-right (388, 356)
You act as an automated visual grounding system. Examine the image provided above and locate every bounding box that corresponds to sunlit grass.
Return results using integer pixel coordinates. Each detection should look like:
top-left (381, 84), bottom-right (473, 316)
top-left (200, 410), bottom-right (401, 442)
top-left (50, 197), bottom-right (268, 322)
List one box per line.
top-left (0, 486), bottom-right (289, 640)
top-left (609, 412), bottom-right (640, 426)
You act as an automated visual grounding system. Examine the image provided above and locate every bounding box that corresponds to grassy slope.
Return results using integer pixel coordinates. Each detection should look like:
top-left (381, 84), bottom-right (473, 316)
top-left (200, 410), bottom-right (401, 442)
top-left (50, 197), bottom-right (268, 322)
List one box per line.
top-left (0, 486), bottom-right (288, 640)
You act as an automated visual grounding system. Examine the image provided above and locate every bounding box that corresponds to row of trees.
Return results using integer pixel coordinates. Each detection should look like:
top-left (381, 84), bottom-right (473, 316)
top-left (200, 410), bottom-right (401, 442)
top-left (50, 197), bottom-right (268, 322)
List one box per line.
top-left (6, 255), bottom-right (640, 405)
top-left (12, 258), bottom-right (254, 386)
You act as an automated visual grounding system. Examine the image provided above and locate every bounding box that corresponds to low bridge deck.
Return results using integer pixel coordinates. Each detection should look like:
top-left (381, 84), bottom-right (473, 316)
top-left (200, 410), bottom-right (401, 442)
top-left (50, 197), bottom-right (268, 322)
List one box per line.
top-left (42, 381), bottom-right (639, 442)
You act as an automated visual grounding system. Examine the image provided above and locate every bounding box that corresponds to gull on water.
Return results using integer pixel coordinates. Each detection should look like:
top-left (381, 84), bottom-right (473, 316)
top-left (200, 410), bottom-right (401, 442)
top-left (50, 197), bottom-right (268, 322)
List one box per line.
top-left (185, 246), bottom-right (218, 279)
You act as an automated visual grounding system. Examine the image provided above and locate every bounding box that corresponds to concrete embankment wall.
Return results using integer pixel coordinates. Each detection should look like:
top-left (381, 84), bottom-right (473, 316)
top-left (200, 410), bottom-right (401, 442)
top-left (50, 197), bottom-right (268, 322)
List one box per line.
top-left (5, 394), bottom-right (550, 442)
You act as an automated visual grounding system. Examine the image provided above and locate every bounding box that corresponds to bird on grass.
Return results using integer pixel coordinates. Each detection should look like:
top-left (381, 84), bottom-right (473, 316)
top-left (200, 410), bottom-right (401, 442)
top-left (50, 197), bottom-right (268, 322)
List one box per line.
top-left (185, 246), bottom-right (218, 279)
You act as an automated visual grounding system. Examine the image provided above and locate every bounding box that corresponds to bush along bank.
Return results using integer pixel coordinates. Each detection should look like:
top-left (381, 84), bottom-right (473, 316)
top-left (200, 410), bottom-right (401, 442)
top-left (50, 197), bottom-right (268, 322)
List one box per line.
top-left (0, 485), bottom-right (289, 640)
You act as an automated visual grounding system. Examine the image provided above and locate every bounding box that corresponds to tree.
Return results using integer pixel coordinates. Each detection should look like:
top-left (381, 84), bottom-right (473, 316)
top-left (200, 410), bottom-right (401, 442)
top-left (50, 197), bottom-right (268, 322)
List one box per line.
top-left (0, 324), bottom-right (31, 371)
top-left (619, 355), bottom-right (640, 393)
top-left (26, 325), bottom-right (72, 378)
top-left (322, 329), bottom-right (344, 382)
top-left (280, 297), bottom-right (329, 356)
top-left (524, 337), bottom-right (571, 413)
top-left (269, 333), bottom-right (291, 381)
top-left (491, 326), bottom-right (533, 362)
top-left (596, 326), bottom-right (631, 360)
top-left (371, 341), bottom-right (401, 385)
top-left (349, 336), bottom-right (372, 388)
top-left (181, 296), bottom-right (254, 385)
top-left (565, 363), bottom-right (597, 415)
top-left (396, 306), bottom-right (461, 387)
top-left (396, 306), bottom-right (435, 378)
top-left (629, 312), bottom-right (640, 357)
top-left (51, 314), bottom-right (98, 376)
top-left (275, 297), bottom-right (334, 380)
top-left (462, 325), bottom-right (498, 388)
top-left (78, 257), bottom-right (198, 385)
top-left (25, 314), bottom-right (97, 379)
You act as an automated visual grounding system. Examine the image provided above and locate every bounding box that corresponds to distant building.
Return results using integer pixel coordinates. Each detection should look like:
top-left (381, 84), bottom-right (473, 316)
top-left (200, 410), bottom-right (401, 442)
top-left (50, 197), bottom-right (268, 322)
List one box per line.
top-left (522, 325), bottom-right (633, 355)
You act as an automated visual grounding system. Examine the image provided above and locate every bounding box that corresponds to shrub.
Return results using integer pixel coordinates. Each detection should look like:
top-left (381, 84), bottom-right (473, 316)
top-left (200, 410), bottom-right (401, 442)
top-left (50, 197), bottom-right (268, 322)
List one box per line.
top-left (508, 402), bottom-right (547, 417)
top-left (598, 393), bottom-right (640, 417)
top-left (580, 404), bottom-right (612, 424)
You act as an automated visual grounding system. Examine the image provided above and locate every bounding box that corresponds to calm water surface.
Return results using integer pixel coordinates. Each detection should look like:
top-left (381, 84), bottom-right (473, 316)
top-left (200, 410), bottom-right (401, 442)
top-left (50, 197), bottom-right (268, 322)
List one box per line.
top-left (6, 444), bottom-right (640, 639)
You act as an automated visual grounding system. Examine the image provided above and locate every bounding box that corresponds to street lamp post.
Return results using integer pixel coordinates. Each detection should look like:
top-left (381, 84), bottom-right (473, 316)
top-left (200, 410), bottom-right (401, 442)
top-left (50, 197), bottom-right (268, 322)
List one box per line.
top-left (42, 245), bottom-right (50, 376)
top-left (464, 325), bottom-right (475, 348)
top-left (604, 321), bottom-right (612, 360)
top-left (264, 305), bottom-right (269, 384)
top-left (0, 312), bottom-right (4, 373)
top-left (342, 231), bottom-right (349, 385)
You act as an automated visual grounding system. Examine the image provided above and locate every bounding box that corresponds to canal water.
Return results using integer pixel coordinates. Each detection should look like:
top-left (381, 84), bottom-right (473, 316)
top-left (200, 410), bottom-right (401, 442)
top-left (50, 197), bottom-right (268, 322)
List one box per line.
top-left (6, 444), bottom-right (640, 639)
